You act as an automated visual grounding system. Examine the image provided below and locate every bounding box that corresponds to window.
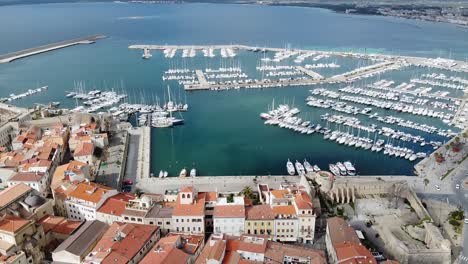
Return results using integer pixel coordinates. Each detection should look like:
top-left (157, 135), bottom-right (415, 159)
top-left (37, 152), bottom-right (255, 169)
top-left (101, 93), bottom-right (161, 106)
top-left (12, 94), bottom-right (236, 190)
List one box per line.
top-left (182, 194), bottom-right (186, 198)
top-left (150, 221), bottom-right (154, 225)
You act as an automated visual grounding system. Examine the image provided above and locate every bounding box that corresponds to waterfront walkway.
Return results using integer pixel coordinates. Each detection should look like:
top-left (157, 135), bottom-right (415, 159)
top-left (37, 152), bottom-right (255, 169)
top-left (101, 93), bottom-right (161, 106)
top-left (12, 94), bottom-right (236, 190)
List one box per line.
top-left (135, 175), bottom-right (301, 193)
top-left (0, 34), bottom-right (105, 63)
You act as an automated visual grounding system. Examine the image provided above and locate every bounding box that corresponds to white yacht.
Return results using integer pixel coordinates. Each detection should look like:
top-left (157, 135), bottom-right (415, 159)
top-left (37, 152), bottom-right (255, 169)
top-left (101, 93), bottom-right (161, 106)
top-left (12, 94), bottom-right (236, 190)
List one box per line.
top-left (336, 162), bottom-right (347, 176)
top-left (329, 164), bottom-right (340, 176)
top-left (179, 168), bottom-right (187, 177)
top-left (313, 165), bottom-right (321, 172)
top-left (163, 171), bottom-right (168, 178)
top-left (303, 159), bottom-right (314, 174)
top-left (190, 168), bottom-right (196, 177)
top-left (295, 160), bottom-right (306, 175)
top-left (343, 161), bottom-right (356, 176)
top-left (142, 48), bottom-right (152, 59)
top-left (158, 170), bottom-right (164, 178)
top-left (287, 159), bottom-right (296, 175)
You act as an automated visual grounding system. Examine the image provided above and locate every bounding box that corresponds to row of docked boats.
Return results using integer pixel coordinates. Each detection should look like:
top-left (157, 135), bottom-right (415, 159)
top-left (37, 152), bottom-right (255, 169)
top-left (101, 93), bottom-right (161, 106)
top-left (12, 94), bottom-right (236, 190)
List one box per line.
top-left (67, 90), bottom-right (128, 114)
top-left (286, 159), bottom-right (320, 176)
top-left (1, 86), bottom-right (48, 103)
top-left (329, 161), bottom-right (356, 176)
top-left (157, 168), bottom-right (196, 178)
top-left (304, 63), bottom-right (340, 69)
top-left (311, 88), bottom-right (454, 122)
top-left (220, 48), bottom-right (236, 58)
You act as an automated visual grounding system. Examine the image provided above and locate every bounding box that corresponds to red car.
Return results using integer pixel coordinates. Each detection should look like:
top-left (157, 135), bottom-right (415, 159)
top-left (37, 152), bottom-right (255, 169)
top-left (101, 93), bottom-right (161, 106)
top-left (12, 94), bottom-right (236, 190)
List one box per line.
top-left (123, 180), bottom-right (133, 185)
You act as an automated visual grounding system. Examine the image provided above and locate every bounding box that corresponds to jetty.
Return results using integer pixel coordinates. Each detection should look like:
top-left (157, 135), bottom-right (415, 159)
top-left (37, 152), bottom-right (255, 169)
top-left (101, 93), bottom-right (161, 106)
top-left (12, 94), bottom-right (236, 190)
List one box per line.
top-left (0, 34), bottom-right (106, 63)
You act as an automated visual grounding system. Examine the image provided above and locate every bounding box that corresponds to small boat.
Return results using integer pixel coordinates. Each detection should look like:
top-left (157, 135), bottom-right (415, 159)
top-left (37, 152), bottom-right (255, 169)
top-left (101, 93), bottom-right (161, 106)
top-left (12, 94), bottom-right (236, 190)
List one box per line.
top-left (163, 171), bottom-right (168, 178)
top-left (190, 168), bottom-right (196, 177)
top-left (303, 159), bottom-right (314, 174)
top-left (158, 170), bottom-right (164, 178)
top-left (336, 162), bottom-right (347, 176)
top-left (179, 168), bottom-right (187, 177)
top-left (295, 160), bottom-right (306, 175)
top-left (343, 161), bottom-right (356, 176)
top-left (313, 165), bottom-right (320, 172)
top-left (287, 159), bottom-right (296, 175)
top-left (329, 164), bottom-right (340, 176)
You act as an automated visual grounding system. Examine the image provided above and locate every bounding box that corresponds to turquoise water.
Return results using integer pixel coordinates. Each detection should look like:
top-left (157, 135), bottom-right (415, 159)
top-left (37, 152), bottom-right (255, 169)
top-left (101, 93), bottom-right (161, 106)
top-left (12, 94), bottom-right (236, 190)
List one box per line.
top-left (0, 2), bottom-right (467, 176)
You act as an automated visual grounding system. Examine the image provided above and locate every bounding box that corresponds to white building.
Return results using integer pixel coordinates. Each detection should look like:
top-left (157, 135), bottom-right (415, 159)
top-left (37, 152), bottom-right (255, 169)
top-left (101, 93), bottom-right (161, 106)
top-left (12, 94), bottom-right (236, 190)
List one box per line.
top-left (172, 187), bottom-right (205, 234)
top-left (7, 172), bottom-right (48, 195)
top-left (64, 182), bottom-right (117, 221)
top-left (213, 196), bottom-right (245, 236)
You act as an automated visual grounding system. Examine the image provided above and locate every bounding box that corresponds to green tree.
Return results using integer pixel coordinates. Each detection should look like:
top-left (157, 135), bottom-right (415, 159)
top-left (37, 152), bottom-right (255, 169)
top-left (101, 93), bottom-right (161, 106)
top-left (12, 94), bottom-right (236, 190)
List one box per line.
top-left (423, 178), bottom-right (429, 190)
top-left (241, 186), bottom-right (254, 199)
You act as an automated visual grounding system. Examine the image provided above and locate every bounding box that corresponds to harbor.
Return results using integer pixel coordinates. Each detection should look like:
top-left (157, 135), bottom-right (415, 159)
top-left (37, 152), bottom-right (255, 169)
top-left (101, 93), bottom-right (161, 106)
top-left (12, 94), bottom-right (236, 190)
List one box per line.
top-left (0, 34), bottom-right (105, 63)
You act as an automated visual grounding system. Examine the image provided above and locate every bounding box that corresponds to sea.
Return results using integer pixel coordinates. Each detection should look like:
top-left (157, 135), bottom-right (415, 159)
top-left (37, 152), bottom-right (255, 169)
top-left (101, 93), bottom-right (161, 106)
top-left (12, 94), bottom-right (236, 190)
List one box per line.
top-left (0, 2), bottom-right (467, 176)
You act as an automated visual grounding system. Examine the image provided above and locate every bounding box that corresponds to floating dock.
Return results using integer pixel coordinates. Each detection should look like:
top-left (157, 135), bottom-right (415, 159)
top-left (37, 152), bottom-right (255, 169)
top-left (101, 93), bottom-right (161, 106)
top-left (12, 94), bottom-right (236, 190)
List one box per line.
top-left (0, 34), bottom-right (106, 63)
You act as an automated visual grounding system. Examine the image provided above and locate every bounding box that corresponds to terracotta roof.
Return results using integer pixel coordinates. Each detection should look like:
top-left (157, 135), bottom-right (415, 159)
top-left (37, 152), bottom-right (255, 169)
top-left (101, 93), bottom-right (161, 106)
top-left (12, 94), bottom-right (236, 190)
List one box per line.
top-left (272, 205), bottom-right (296, 216)
top-left (140, 243), bottom-right (190, 264)
top-left (214, 205), bottom-right (245, 218)
top-left (380, 261), bottom-right (400, 264)
top-left (200, 191), bottom-right (217, 202)
top-left (0, 216), bottom-right (31, 233)
top-left (265, 241), bottom-right (326, 264)
top-left (294, 191), bottom-right (313, 211)
top-left (0, 183), bottom-right (33, 209)
top-left (226, 234), bottom-right (268, 254)
top-left (38, 214), bottom-right (82, 235)
top-left (327, 217), bottom-right (360, 245)
top-left (68, 182), bottom-right (114, 204)
top-left (158, 233), bottom-right (204, 255)
top-left (8, 172), bottom-right (46, 183)
top-left (74, 142), bottom-right (94, 157)
top-left (195, 236), bottom-right (226, 264)
top-left (97, 193), bottom-right (134, 216)
top-left (172, 194), bottom-right (205, 217)
top-left (334, 242), bottom-right (377, 264)
top-left (246, 205), bottom-right (274, 220)
top-left (88, 222), bottom-right (159, 264)
top-left (51, 161), bottom-right (88, 188)
top-left (270, 189), bottom-right (289, 199)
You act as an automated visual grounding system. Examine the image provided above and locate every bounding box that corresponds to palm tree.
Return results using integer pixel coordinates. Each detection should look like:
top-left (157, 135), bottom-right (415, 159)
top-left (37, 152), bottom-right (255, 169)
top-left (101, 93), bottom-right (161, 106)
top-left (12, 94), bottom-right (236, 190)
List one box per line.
top-left (423, 178), bottom-right (429, 191)
top-left (241, 186), bottom-right (254, 199)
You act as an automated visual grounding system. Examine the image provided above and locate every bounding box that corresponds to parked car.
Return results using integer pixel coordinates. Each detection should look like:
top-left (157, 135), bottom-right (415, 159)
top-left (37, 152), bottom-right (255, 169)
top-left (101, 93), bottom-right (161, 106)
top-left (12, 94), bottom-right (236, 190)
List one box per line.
top-left (465, 218), bottom-right (468, 224)
top-left (435, 185), bottom-right (440, 191)
top-left (456, 184), bottom-right (460, 189)
top-left (123, 180), bottom-right (133, 185)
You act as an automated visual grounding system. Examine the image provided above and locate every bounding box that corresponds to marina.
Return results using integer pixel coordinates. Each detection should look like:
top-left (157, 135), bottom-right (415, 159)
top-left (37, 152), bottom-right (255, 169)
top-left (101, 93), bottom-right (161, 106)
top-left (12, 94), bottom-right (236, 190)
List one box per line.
top-left (1, 2), bottom-right (467, 177)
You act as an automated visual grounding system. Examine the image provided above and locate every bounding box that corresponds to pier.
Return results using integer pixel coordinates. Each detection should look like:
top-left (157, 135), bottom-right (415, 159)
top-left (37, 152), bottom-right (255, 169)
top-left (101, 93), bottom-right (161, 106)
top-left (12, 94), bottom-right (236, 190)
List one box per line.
top-left (296, 66), bottom-right (324, 80)
top-left (0, 34), bottom-right (106, 63)
top-left (195, 70), bottom-right (208, 86)
top-left (129, 44), bottom-right (468, 73)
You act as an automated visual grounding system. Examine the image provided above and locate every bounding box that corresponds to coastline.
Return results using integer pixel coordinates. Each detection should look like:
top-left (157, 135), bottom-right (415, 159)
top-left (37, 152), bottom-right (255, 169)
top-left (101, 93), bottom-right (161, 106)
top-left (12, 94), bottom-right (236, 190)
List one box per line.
top-left (0, 0), bottom-right (467, 27)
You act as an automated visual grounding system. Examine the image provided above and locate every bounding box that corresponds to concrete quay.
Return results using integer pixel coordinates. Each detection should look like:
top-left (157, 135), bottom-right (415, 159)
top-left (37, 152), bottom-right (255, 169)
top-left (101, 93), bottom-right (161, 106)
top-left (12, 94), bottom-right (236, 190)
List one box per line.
top-left (129, 44), bottom-right (468, 73)
top-left (0, 34), bottom-right (106, 63)
top-left (135, 175), bottom-right (302, 193)
top-left (296, 66), bottom-right (324, 80)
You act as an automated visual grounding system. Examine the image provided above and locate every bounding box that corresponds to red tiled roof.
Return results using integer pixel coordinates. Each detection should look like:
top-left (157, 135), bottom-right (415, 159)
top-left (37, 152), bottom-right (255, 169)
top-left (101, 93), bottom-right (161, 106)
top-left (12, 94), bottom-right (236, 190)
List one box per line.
top-left (172, 194), bottom-right (205, 216)
top-left (68, 182), bottom-right (114, 204)
top-left (74, 142), bottom-right (94, 157)
top-left (327, 217), bottom-right (360, 245)
top-left (334, 242), bottom-right (377, 264)
top-left (214, 205), bottom-right (245, 218)
top-left (141, 243), bottom-right (190, 264)
top-left (97, 193), bottom-right (135, 216)
top-left (38, 214), bottom-right (82, 235)
top-left (246, 205), bottom-right (274, 220)
top-left (91, 222), bottom-right (159, 263)
top-left (0, 183), bottom-right (33, 208)
top-left (272, 205), bottom-right (296, 216)
top-left (0, 215), bottom-right (31, 233)
top-left (8, 172), bottom-right (46, 182)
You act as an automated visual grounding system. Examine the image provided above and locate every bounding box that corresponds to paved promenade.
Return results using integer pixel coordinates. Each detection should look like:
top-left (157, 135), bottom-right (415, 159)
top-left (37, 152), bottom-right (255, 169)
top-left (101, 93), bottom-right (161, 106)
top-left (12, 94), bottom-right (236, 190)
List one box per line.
top-left (135, 175), bottom-right (301, 193)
